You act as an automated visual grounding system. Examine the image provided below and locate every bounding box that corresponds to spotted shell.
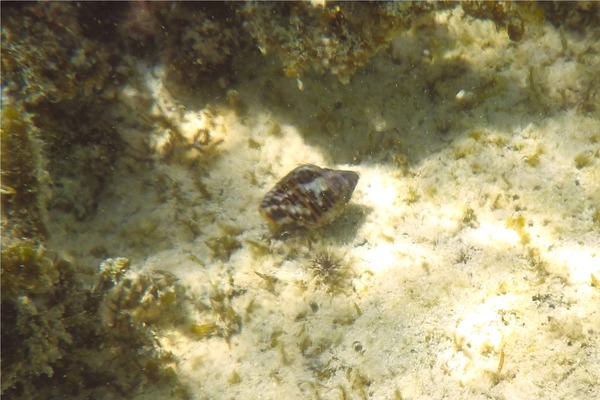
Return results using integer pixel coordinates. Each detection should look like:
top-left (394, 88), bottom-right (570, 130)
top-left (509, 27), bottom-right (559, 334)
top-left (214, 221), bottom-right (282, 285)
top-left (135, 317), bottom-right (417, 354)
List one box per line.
top-left (260, 164), bottom-right (359, 231)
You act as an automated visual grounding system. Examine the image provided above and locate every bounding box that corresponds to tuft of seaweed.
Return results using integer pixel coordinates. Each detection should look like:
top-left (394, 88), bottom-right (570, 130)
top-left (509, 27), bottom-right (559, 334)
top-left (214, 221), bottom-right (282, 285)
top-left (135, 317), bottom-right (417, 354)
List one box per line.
top-left (1, 245), bottom-right (189, 399)
top-left (1, 105), bottom-right (48, 239)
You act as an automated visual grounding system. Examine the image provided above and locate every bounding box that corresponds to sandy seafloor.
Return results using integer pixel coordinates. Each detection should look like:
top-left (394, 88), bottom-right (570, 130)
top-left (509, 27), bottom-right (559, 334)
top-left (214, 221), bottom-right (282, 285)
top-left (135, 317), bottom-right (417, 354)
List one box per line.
top-left (45, 7), bottom-right (598, 400)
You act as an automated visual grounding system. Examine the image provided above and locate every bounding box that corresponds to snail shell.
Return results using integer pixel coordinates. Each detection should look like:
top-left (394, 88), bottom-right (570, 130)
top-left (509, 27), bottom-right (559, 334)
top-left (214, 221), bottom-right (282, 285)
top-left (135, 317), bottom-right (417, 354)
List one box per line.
top-left (260, 164), bottom-right (359, 231)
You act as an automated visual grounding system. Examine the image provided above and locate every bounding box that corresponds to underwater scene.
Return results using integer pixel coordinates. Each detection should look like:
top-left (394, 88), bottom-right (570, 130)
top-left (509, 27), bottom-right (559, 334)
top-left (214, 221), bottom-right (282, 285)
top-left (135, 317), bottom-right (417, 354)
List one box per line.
top-left (1, 2), bottom-right (599, 399)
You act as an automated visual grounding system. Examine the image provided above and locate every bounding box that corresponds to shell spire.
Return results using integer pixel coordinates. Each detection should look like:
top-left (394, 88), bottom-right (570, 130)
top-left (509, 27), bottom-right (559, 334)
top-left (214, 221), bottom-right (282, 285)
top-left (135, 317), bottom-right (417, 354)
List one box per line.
top-left (260, 164), bottom-right (359, 232)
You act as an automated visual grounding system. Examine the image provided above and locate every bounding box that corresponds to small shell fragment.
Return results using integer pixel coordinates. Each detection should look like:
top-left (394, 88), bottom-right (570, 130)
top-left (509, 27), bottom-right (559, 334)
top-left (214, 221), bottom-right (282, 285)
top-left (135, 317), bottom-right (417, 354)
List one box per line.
top-left (260, 164), bottom-right (359, 231)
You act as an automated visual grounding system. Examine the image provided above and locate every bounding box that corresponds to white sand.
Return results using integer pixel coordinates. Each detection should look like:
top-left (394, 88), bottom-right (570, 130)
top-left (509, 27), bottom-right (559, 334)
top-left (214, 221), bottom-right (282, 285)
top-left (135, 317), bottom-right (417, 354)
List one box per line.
top-left (47, 7), bottom-right (599, 400)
